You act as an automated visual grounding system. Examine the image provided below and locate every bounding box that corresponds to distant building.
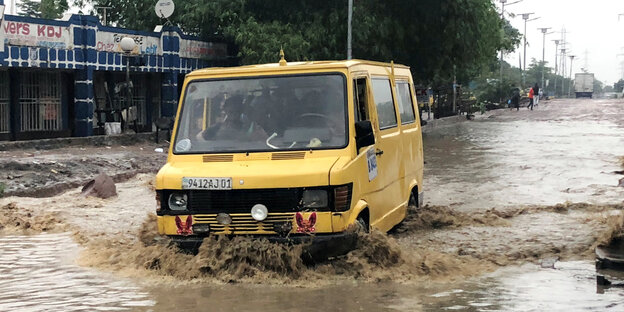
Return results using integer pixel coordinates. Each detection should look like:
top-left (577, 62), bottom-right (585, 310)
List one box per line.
top-left (0, 4), bottom-right (231, 141)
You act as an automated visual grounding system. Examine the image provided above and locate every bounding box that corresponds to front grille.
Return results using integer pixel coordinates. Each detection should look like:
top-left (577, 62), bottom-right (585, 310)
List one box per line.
top-left (187, 189), bottom-right (302, 213)
top-left (194, 213), bottom-right (294, 234)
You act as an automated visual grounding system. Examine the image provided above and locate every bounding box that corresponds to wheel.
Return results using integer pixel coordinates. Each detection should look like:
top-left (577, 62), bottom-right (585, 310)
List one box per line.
top-left (355, 215), bottom-right (369, 233)
top-left (408, 191), bottom-right (417, 208)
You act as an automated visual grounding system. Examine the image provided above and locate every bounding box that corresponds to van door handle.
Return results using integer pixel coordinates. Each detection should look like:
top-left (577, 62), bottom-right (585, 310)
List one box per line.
top-left (375, 149), bottom-right (384, 156)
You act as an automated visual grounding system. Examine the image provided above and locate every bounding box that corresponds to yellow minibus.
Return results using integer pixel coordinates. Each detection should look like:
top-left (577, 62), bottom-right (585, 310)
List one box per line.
top-left (156, 56), bottom-right (424, 257)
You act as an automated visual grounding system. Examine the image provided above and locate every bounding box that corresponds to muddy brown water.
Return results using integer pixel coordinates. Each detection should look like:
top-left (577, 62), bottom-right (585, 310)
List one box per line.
top-left (1, 98), bottom-right (624, 311)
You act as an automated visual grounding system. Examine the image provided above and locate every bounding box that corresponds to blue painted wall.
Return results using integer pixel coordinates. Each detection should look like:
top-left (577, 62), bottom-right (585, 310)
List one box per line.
top-left (1, 13), bottom-right (229, 137)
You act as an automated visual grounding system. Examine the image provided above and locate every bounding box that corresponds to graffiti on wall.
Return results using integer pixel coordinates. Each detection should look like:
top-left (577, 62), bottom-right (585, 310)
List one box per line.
top-left (179, 40), bottom-right (227, 60)
top-left (96, 32), bottom-right (161, 55)
top-left (1, 20), bottom-right (73, 49)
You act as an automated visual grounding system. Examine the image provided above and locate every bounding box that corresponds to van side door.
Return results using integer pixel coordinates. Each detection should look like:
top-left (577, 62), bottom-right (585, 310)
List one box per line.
top-left (366, 76), bottom-right (404, 230)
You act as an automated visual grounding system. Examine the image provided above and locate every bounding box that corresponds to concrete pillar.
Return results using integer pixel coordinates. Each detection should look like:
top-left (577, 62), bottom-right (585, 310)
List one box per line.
top-left (74, 68), bottom-right (94, 136)
top-left (72, 15), bottom-right (98, 137)
top-left (161, 27), bottom-right (180, 118)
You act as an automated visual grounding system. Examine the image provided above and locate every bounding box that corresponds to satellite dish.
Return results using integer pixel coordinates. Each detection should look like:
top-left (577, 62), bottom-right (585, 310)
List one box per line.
top-left (155, 0), bottom-right (175, 19)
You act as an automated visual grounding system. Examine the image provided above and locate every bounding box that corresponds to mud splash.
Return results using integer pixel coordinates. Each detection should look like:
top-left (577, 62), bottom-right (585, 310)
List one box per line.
top-left (592, 213), bottom-right (624, 250)
top-left (0, 202), bottom-right (67, 234)
top-left (79, 214), bottom-right (488, 286)
top-left (394, 205), bottom-right (509, 235)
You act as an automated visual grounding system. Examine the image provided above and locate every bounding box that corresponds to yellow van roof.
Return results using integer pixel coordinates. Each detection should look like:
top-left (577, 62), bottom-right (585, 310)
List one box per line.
top-left (186, 59), bottom-right (410, 77)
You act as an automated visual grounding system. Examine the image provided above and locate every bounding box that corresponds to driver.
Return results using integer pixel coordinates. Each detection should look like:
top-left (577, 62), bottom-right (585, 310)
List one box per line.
top-left (197, 94), bottom-right (267, 141)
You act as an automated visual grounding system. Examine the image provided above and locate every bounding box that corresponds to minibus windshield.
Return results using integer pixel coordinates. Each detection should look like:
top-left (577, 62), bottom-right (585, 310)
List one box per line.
top-left (173, 74), bottom-right (347, 154)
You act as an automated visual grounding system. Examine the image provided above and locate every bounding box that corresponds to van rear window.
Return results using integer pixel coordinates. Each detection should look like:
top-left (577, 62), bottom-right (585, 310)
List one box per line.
top-left (396, 82), bottom-right (416, 124)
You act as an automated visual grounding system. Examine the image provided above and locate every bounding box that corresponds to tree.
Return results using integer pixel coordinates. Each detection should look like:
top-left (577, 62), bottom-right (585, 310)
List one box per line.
top-left (17, 0), bottom-right (42, 18)
top-left (77, 0), bottom-right (519, 89)
top-left (614, 79), bottom-right (624, 93)
top-left (18, 0), bottom-right (69, 19)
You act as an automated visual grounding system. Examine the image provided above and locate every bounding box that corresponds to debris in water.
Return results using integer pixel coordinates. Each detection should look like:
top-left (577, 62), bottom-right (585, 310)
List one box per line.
top-left (81, 173), bottom-right (117, 199)
top-left (540, 257), bottom-right (559, 269)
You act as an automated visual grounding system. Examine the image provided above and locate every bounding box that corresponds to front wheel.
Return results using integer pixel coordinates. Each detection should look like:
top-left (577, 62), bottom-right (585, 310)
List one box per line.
top-left (355, 216), bottom-right (369, 233)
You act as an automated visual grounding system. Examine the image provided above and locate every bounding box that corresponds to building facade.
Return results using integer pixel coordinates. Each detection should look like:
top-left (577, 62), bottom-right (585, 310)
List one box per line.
top-left (0, 4), bottom-right (230, 141)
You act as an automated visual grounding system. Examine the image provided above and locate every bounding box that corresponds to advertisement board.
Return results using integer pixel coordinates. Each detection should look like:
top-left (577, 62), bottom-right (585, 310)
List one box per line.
top-left (179, 40), bottom-right (227, 60)
top-left (96, 32), bottom-right (161, 55)
top-left (1, 19), bottom-right (73, 49)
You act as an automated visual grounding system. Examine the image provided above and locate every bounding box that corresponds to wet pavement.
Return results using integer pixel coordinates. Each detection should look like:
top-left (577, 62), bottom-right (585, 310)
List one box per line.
top-left (0, 98), bottom-right (623, 311)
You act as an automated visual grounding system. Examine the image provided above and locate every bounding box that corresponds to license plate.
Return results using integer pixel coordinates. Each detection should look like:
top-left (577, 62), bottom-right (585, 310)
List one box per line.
top-left (182, 177), bottom-right (232, 190)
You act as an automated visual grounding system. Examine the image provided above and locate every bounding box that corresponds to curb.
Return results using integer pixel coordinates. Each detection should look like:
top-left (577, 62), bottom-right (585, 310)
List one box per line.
top-left (3, 168), bottom-right (157, 198)
top-left (0, 132), bottom-right (168, 151)
top-left (421, 115), bottom-right (470, 133)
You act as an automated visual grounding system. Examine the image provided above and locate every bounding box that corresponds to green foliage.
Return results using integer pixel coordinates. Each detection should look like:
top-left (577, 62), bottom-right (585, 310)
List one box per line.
top-left (17, 0), bottom-right (42, 18)
top-left (614, 79), bottom-right (624, 93)
top-left (19, 0), bottom-right (68, 19)
top-left (77, 0), bottom-right (520, 88)
top-left (593, 80), bottom-right (604, 95)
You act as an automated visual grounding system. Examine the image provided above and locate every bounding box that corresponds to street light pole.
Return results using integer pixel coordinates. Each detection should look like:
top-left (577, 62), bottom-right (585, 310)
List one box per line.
top-left (568, 55), bottom-right (575, 97)
top-left (347, 0), bottom-right (352, 60)
top-left (120, 37), bottom-right (137, 132)
top-left (538, 27), bottom-right (551, 91)
top-left (520, 13), bottom-right (535, 86)
top-left (499, 0), bottom-right (522, 103)
top-left (552, 39), bottom-right (559, 96)
top-left (499, 0), bottom-right (506, 103)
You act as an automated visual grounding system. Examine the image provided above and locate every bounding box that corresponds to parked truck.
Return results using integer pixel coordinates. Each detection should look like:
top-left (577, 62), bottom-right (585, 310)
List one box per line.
top-left (574, 73), bottom-right (594, 98)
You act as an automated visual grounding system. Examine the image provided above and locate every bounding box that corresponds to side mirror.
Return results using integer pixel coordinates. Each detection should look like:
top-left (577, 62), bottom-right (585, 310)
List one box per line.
top-left (355, 120), bottom-right (375, 151)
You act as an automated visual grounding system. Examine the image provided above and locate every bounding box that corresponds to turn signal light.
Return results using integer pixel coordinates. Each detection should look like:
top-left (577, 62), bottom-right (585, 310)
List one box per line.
top-left (155, 192), bottom-right (161, 212)
top-left (333, 184), bottom-right (352, 212)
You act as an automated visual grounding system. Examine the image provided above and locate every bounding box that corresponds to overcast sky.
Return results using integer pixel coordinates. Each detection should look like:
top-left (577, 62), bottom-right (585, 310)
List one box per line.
top-left (4, 0), bottom-right (624, 84)
top-left (498, 0), bottom-right (624, 85)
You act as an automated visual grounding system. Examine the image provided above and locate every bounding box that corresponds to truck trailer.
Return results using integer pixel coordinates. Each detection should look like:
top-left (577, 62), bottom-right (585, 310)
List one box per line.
top-left (574, 73), bottom-right (594, 98)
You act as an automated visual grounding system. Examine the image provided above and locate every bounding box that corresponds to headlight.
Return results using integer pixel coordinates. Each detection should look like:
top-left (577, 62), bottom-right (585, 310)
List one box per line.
top-left (168, 193), bottom-right (188, 211)
top-left (302, 190), bottom-right (328, 208)
top-left (251, 204), bottom-right (268, 221)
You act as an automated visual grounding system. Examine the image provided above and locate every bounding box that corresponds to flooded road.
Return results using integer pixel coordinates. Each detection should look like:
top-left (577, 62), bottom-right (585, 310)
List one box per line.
top-left (1, 98), bottom-right (623, 311)
top-left (0, 233), bottom-right (154, 312)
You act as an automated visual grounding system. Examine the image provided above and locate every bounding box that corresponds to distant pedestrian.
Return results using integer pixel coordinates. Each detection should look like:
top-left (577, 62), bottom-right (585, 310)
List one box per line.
top-left (511, 88), bottom-right (520, 111)
top-left (533, 83), bottom-right (540, 107)
top-left (527, 85), bottom-right (535, 110)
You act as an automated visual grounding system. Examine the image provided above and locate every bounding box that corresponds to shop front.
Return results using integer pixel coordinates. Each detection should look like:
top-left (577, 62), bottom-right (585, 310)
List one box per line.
top-left (0, 12), bottom-right (231, 141)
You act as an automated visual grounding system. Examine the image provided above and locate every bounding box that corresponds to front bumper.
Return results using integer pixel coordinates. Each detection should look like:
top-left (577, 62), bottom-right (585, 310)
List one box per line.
top-left (170, 231), bottom-right (358, 262)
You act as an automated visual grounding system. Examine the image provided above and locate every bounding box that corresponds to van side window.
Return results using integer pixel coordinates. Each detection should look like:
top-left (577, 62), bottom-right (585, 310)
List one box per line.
top-left (354, 78), bottom-right (369, 121)
top-left (396, 82), bottom-right (416, 124)
top-left (371, 78), bottom-right (397, 129)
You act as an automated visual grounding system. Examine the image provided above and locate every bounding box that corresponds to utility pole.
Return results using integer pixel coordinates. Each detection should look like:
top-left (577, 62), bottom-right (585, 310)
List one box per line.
top-left (95, 6), bottom-right (112, 26)
top-left (568, 55), bottom-right (575, 97)
top-left (347, 0), bottom-right (352, 60)
top-left (552, 39), bottom-right (559, 96)
top-left (538, 27), bottom-right (551, 91)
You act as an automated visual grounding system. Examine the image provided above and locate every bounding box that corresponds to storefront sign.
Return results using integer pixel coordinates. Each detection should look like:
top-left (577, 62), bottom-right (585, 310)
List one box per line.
top-left (96, 32), bottom-right (161, 55)
top-left (1, 20), bottom-right (73, 49)
top-left (0, 5), bottom-right (5, 52)
top-left (179, 40), bottom-right (227, 60)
